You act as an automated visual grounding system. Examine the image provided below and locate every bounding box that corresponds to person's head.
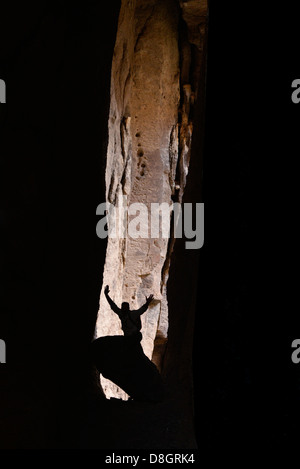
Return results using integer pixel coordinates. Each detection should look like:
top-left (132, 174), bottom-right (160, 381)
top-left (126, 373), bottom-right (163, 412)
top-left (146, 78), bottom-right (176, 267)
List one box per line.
top-left (121, 302), bottom-right (130, 312)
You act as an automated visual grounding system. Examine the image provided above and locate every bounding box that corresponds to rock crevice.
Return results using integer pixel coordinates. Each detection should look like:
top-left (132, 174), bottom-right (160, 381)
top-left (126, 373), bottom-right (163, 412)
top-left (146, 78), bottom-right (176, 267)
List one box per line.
top-left (96, 0), bottom-right (208, 406)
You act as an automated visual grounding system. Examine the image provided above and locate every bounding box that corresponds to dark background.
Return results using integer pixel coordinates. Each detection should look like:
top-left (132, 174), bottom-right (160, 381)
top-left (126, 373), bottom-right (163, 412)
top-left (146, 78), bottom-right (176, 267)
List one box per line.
top-left (0, 0), bottom-right (299, 455)
top-left (193, 1), bottom-right (300, 454)
top-left (0, 0), bottom-right (120, 449)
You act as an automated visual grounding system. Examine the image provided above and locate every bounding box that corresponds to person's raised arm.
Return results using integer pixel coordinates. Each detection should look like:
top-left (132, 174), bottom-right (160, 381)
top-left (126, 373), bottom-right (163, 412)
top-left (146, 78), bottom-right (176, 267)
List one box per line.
top-left (104, 285), bottom-right (121, 316)
top-left (135, 294), bottom-right (154, 316)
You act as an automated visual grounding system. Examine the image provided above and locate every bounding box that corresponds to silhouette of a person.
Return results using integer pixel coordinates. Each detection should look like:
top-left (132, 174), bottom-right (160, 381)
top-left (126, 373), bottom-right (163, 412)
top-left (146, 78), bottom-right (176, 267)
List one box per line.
top-left (104, 285), bottom-right (154, 344)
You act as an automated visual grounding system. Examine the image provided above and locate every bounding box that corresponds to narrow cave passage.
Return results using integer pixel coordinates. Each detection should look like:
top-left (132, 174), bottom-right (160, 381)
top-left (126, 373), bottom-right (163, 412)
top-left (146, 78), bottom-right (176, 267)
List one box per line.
top-left (91, 0), bottom-right (207, 447)
top-left (95, 0), bottom-right (207, 398)
top-left (96, 0), bottom-right (180, 400)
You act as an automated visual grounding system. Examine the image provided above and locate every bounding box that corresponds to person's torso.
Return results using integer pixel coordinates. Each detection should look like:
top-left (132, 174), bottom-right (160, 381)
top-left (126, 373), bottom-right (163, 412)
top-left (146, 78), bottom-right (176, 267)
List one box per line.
top-left (120, 311), bottom-right (141, 336)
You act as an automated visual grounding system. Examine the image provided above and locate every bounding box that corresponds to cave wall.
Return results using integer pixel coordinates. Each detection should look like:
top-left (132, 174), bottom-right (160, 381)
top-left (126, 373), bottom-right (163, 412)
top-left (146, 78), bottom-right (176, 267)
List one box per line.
top-left (96, 0), bottom-right (181, 399)
top-left (96, 0), bottom-right (208, 409)
top-left (161, 0), bottom-right (207, 435)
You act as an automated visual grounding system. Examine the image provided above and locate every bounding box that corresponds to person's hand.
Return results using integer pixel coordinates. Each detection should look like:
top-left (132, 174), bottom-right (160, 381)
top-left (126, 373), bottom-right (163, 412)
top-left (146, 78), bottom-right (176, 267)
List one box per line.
top-left (104, 285), bottom-right (110, 295)
top-left (146, 294), bottom-right (154, 304)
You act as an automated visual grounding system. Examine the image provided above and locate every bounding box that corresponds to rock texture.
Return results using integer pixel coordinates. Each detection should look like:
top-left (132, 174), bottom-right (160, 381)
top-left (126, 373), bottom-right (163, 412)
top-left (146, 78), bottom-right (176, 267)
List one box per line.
top-left (96, 0), bottom-right (208, 404)
top-left (161, 0), bottom-right (208, 447)
top-left (96, 0), bottom-right (181, 399)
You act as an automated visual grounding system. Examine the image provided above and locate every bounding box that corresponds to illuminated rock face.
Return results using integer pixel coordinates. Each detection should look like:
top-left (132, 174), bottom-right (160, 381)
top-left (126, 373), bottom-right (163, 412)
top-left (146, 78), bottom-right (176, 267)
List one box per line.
top-left (95, 0), bottom-right (207, 401)
top-left (95, 0), bottom-right (180, 399)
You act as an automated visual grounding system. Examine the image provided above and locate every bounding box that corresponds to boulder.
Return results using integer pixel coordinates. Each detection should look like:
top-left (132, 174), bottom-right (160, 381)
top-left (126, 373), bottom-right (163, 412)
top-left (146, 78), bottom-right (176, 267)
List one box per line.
top-left (91, 336), bottom-right (164, 402)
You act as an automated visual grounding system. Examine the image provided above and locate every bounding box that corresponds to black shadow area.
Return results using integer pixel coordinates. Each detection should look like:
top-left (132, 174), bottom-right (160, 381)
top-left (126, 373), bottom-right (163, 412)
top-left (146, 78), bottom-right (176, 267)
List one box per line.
top-left (193, 1), bottom-right (300, 455)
